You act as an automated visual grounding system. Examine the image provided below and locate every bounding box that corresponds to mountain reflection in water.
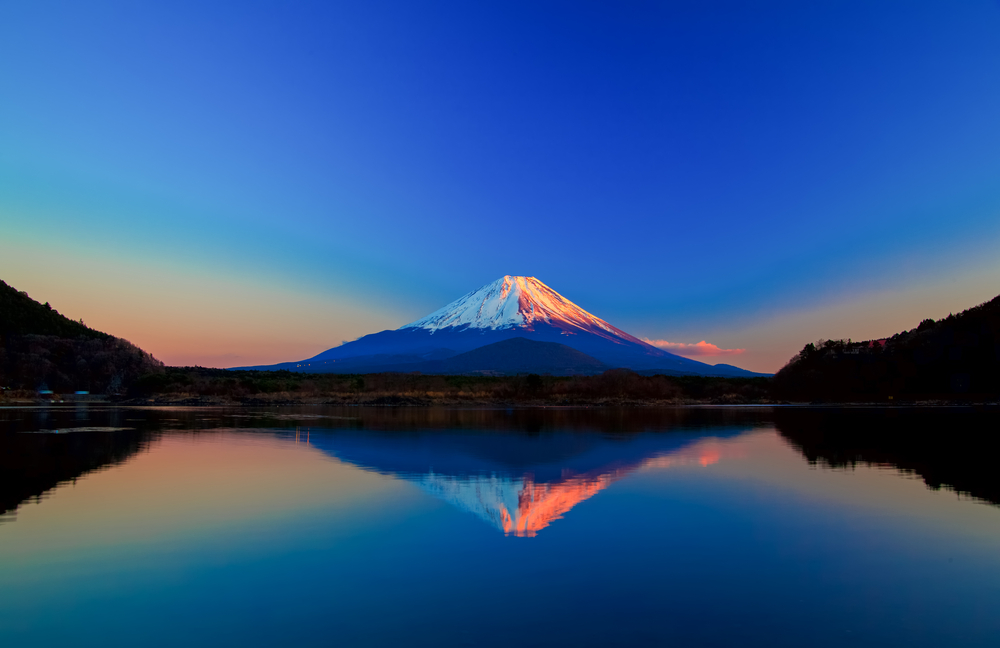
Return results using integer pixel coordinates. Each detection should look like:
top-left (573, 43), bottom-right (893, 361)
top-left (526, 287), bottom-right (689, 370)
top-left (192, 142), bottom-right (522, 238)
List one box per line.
top-left (312, 427), bottom-right (746, 537)
top-left (2, 405), bottom-right (999, 532)
top-left (284, 409), bottom-right (755, 537)
top-left (0, 406), bottom-right (763, 532)
top-left (424, 442), bottom-right (728, 537)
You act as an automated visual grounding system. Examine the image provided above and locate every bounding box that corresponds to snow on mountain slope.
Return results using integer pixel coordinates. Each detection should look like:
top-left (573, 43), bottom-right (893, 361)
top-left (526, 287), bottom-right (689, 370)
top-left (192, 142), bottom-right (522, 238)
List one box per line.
top-left (403, 275), bottom-right (656, 350)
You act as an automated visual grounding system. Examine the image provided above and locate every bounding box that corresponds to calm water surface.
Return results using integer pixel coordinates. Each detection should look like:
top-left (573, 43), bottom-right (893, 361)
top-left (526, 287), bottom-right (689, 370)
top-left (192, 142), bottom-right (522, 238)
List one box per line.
top-left (1, 405), bottom-right (998, 647)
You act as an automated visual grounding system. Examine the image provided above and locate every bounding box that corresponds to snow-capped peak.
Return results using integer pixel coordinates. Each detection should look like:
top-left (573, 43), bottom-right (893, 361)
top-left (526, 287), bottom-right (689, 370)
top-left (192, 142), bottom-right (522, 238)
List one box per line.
top-left (401, 276), bottom-right (646, 344)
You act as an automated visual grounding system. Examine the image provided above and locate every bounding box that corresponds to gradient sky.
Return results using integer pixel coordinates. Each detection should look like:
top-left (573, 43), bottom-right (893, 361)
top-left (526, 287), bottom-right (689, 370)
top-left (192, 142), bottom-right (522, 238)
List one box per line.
top-left (2, 1), bottom-right (1000, 372)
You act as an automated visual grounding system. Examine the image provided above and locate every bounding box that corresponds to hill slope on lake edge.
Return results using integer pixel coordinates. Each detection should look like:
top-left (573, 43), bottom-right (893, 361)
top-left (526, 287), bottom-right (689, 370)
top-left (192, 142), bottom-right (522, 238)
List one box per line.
top-left (773, 292), bottom-right (1000, 400)
top-left (0, 280), bottom-right (163, 394)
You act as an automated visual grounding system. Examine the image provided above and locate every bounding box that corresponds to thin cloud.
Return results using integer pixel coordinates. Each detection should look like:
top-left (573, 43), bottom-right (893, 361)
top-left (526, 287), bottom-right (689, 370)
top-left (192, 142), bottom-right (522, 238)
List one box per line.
top-left (642, 339), bottom-right (745, 357)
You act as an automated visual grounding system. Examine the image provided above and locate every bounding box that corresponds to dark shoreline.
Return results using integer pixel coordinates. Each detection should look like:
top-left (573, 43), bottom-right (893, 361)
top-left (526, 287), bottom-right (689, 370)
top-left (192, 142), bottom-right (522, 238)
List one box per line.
top-left (3, 395), bottom-right (999, 408)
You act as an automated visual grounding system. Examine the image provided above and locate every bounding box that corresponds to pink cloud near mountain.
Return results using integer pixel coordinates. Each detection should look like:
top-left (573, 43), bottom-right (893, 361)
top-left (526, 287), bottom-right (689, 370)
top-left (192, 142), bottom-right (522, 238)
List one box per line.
top-left (643, 339), bottom-right (745, 357)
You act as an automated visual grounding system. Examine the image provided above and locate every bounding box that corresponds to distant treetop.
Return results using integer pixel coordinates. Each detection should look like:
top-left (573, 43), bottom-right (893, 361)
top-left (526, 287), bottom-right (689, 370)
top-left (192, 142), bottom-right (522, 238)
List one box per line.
top-left (0, 280), bottom-right (108, 340)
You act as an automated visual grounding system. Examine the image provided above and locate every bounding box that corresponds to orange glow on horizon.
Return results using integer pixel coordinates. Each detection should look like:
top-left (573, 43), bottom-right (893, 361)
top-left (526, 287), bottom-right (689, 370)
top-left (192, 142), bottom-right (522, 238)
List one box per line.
top-left (642, 339), bottom-right (746, 357)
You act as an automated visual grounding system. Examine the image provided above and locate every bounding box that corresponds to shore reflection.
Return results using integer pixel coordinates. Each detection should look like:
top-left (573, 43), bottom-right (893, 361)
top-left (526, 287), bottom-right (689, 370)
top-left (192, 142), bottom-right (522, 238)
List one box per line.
top-left (0, 406), bottom-right (768, 525)
top-left (775, 407), bottom-right (1000, 507)
top-left (3, 405), bottom-right (1000, 533)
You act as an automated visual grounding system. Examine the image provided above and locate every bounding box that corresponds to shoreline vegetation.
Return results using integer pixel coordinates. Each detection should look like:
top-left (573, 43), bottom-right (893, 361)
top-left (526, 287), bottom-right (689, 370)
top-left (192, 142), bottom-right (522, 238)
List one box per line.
top-left (3, 367), bottom-right (774, 406)
top-left (2, 366), bottom-right (998, 407)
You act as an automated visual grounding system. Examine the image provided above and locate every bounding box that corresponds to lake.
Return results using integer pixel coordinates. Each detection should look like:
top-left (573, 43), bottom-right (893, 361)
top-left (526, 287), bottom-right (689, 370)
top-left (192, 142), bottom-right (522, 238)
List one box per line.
top-left (1, 405), bottom-right (999, 647)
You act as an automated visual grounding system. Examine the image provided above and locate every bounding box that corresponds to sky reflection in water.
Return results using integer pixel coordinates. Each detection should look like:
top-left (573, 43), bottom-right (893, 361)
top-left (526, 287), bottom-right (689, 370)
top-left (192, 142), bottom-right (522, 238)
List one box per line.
top-left (1, 406), bottom-right (999, 647)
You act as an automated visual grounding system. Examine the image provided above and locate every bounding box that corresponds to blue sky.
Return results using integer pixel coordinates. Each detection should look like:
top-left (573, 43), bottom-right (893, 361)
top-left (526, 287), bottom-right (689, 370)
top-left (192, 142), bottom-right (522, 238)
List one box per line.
top-left (2, 1), bottom-right (1000, 371)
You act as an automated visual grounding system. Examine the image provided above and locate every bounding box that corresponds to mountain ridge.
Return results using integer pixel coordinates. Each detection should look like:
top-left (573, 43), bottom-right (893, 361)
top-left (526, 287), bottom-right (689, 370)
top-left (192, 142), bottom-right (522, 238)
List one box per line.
top-left (235, 276), bottom-right (765, 377)
top-left (326, 338), bottom-right (611, 376)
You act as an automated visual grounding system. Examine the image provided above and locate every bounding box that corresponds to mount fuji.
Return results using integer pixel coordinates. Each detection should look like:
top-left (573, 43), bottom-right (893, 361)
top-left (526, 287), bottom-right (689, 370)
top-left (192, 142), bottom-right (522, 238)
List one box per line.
top-left (236, 276), bottom-right (763, 377)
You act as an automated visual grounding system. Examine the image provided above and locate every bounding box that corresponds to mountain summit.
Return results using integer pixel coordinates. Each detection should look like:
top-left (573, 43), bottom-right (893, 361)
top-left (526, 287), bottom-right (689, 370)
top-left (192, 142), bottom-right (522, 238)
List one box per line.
top-left (235, 276), bottom-right (764, 377)
top-left (404, 276), bottom-right (648, 344)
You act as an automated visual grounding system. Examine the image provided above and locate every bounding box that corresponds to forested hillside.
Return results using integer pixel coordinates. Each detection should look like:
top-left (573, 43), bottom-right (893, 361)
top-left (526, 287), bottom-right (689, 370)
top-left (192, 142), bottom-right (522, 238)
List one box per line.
top-left (0, 280), bottom-right (163, 393)
top-left (773, 293), bottom-right (1000, 400)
